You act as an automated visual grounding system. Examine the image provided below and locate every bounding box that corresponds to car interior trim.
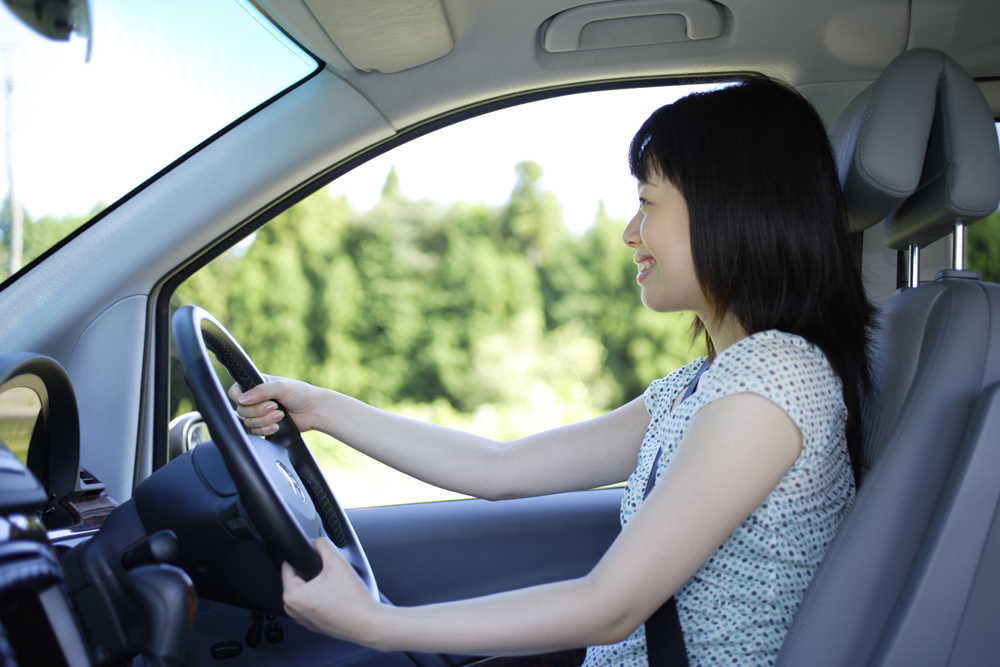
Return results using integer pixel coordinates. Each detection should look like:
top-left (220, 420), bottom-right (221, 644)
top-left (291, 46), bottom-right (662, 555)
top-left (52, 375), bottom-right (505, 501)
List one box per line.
top-left (868, 380), bottom-right (1000, 665)
top-left (541, 0), bottom-right (725, 53)
top-left (303, 0), bottom-right (455, 74)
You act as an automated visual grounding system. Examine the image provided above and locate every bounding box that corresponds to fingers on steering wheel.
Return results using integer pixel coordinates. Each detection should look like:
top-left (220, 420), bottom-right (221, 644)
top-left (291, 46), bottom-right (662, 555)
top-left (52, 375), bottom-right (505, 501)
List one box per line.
top-left (243, 407), bottom-right (280, 432)
top-left (229, 386), bottom-right (275, 415)
top-left (242, 411), bottom-right (284, 435)
top-left (227, 384), bottom-right (280, 435)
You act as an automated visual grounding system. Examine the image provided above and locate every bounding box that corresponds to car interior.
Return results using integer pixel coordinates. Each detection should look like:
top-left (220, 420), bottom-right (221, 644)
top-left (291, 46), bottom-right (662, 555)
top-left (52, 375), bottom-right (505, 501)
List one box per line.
top-left (2, 0), bottom-right (1000, 666)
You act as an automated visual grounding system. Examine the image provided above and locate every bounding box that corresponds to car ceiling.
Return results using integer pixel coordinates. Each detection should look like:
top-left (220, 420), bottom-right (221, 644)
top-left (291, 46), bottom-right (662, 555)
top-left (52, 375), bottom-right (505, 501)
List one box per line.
top-left (256, 0), bottom-right (1000, 129)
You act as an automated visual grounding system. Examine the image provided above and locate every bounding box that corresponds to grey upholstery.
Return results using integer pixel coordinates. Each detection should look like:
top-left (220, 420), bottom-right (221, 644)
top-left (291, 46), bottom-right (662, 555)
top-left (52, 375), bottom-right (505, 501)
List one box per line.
top-left (883, 52), bottom-right (1000, 249)
top-left (777, 277), bottom-right (1000, 666)
top-left (350, 488), bottom-right (622, 606)
top-left (777, 50), bottom-right (1000, 666)
top-left (873, 378), bottom-right (1000, 665)
top-left (828, 49), bottom-right (947, 233)
top-left (827, 49), bottom-right (1000, 238)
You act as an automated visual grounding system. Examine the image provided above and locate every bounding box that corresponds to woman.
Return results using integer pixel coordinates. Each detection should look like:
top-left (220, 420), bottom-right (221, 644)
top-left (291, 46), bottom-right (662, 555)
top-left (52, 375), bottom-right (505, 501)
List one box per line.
top-left (230, 75), bottom-right (875, 666)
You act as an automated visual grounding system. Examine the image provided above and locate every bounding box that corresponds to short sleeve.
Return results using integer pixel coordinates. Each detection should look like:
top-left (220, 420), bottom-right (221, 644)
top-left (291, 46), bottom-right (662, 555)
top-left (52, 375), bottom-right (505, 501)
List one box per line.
top-left (691, 331), bottom-right (846, 464)
top-left (600, 330), bottom-right (853, 667)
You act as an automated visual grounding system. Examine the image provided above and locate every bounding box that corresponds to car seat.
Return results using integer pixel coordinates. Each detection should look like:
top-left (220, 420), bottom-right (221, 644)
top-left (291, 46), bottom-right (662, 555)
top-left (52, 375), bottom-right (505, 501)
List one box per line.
top-left (775, 49), bottom-right (1000, 667)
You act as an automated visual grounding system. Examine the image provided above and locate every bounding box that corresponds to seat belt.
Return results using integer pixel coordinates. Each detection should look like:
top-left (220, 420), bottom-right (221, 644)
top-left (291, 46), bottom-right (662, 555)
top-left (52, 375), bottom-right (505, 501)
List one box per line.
top-left (642, 359), bottom-right (709, 667)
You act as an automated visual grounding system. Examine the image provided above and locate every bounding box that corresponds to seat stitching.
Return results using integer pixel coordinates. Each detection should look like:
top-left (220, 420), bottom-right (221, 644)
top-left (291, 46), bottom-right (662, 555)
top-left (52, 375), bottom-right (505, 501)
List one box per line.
top-left (940, 62), bottom-right (989, 218)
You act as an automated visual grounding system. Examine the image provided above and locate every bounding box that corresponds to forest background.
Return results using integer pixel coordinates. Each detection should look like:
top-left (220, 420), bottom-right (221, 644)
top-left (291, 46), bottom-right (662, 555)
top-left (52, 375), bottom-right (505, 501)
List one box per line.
top-left (4, 164), bottom-right (1000, 506)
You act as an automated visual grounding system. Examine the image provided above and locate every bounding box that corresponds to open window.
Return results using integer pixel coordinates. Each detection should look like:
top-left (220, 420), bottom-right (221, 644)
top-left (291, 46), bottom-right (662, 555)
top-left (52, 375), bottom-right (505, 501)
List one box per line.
top-left (166, 83), bottom-right (724, 507)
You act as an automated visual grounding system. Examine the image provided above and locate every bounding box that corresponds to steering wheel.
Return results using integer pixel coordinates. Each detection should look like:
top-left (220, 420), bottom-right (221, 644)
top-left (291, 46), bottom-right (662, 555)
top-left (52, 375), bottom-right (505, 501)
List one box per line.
top-left (170, 305), bottom-right (378, 598)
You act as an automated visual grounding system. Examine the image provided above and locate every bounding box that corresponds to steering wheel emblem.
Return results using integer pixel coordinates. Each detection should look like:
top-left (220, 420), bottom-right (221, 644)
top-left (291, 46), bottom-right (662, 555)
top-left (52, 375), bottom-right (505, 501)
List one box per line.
top-left (276, 461), bottom-right (307, 503)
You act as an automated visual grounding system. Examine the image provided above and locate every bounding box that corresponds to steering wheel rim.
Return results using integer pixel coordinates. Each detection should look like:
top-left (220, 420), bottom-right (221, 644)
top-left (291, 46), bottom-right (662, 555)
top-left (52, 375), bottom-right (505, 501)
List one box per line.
top-left (171, 305), bottom-right (378, 597)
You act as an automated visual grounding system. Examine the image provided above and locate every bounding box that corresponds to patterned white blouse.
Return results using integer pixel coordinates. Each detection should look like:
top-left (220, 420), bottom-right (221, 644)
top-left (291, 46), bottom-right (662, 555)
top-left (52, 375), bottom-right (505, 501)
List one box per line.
top-left (582, 330), bottom-right (855, 667)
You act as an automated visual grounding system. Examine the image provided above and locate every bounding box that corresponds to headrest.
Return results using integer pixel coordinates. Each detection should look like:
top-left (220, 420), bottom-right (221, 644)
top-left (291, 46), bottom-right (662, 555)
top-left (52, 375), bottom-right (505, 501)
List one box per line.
top-left (827, 49), bottom-right (1000, 247)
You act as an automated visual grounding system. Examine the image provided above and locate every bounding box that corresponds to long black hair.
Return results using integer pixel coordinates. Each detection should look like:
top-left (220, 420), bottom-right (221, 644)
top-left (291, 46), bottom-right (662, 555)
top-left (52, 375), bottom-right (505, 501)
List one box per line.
top-left (629, 75), bottom-right (876, 485)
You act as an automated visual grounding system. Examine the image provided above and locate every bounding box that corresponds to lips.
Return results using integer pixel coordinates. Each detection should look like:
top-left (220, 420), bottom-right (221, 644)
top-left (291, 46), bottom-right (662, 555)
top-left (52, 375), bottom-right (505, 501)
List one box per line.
top-left (635, 256), bottom-right (654, 283)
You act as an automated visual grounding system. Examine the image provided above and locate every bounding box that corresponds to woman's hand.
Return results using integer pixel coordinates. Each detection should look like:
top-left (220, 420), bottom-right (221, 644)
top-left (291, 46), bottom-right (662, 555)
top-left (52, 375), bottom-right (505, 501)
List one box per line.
top-left (282, 538), bottom-right (382, 644)
top-left (227, 375), bottom-right (321, 435)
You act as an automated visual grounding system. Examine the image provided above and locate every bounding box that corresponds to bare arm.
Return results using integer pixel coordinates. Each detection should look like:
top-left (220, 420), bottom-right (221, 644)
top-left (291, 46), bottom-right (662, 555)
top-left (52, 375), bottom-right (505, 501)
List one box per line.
top-left (282, 392), bottom-right (804, 654)
top-left (230, 378), bottom-right (650, 500)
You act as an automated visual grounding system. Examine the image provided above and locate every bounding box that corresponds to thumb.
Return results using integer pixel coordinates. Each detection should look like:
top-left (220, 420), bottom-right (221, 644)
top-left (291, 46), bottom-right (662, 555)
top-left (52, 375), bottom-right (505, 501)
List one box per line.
top-left (314, 537), bottom-right (342, 566)
top-left (282, 560), bottom-right (305, 589)
top-left (231, 379), bottom-right (281, 406)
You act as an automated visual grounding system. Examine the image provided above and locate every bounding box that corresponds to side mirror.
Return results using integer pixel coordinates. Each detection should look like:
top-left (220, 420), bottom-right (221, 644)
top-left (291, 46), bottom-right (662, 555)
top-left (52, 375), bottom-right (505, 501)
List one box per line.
top-left (167, 411), bottom-right (211, 461)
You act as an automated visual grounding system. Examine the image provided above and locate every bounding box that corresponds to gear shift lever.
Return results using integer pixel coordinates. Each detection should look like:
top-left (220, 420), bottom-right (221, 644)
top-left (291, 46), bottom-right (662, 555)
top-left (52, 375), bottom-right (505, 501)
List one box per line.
top-left (122, 564), bottom-right (195, 667)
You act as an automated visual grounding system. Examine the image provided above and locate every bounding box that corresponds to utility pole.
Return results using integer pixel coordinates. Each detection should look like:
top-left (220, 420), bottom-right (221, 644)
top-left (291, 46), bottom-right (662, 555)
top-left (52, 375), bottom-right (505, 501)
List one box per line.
top-left (2, 45), bottom-right (20, 276)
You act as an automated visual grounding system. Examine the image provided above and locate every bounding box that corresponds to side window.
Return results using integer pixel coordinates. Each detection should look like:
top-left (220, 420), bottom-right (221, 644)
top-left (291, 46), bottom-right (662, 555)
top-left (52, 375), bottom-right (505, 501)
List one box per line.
top-left (0, 385), bottom-right (40, 464)
top-left (170, 85), bottom-right (713, 508)
top-left (965, 122), bottom-right (1000, 281)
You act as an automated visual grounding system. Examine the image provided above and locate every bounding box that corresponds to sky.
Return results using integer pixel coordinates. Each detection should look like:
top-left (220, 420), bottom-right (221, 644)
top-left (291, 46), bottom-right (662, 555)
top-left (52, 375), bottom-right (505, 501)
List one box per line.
top-left (327, 85), bottom-right (718, 233)
top-left (0, 1), bottom-right (716, 234)
top-left (0, 0), bottom-right (313, 221)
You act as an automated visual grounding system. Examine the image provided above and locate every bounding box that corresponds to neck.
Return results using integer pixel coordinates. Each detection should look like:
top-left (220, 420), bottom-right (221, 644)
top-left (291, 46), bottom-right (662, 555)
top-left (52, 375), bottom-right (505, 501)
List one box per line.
top-left (703, 311), bottom-right (747, 356)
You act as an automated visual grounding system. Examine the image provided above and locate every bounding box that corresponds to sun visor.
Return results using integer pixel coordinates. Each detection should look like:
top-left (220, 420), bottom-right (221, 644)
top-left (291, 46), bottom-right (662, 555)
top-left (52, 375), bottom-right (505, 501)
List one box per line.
top-left (304, 0), bottom-right (454, 74)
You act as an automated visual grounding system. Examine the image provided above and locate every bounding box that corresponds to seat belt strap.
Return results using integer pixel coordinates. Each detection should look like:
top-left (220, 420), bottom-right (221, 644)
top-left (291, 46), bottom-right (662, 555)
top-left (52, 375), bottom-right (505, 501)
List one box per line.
top-left (642, 359), bottom-right (709, 667)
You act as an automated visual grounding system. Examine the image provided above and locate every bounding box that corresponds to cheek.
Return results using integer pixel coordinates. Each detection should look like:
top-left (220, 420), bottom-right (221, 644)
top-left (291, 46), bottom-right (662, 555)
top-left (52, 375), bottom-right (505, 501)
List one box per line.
top-left (641, 250), bottom-right (703, 312)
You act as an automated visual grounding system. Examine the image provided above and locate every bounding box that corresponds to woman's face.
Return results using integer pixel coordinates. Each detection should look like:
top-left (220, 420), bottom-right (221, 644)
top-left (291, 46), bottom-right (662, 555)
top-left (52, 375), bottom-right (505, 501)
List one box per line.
top-left (622, 173), bottom-right (707, 317)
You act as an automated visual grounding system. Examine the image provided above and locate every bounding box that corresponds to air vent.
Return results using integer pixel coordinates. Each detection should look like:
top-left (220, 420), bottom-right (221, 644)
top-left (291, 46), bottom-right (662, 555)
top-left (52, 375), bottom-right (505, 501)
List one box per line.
top-left (79, 467), bottom-right (105, 494)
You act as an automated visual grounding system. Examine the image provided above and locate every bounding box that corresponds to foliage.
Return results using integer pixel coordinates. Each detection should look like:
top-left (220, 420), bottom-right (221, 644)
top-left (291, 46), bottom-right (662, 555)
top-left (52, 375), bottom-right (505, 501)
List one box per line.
top-left (173, 162), bottom-right (704, 424)
top-left (967, 210), bottom-right (1000, 283)
top-left (0, 199), bottom-right (106, 281)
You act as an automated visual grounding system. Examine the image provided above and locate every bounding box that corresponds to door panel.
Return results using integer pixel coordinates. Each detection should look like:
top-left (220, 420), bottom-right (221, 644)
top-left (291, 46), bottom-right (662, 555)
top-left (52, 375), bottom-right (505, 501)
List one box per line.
top-left (348, 488), bottom-right (624, 606)
top-left (182, 488), bottom-right (622, 666)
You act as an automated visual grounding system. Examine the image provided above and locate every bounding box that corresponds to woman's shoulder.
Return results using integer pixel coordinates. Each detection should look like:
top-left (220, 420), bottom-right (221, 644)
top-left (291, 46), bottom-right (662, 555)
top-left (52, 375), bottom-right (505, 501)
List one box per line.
top-left (714, 330), bottom-right (833, 380)
top-left (701, 330), bottom-right (844, 418)
top-left (702, 331), bottom-right (850, 473)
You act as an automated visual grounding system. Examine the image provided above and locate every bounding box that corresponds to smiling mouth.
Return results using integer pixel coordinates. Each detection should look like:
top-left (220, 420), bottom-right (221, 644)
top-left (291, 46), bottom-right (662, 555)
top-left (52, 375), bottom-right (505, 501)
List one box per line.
top-left (636, 259), bottom-right (653, 272)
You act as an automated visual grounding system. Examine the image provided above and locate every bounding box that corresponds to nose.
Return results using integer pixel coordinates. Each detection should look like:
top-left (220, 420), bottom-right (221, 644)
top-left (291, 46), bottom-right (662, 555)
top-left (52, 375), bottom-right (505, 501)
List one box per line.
top-left (622, 209), bottom-right (641, 247)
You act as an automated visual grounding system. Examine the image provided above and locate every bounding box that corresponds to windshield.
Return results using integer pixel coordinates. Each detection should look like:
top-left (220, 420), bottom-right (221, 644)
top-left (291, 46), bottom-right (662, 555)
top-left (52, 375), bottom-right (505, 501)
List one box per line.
top-left (0, 0), bottom-right (317, 286)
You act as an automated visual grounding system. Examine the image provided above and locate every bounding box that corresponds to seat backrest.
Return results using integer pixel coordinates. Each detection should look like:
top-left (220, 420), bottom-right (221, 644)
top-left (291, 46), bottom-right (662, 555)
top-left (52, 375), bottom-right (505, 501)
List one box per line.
top-left (776, 49), bottom-right (1000, 667)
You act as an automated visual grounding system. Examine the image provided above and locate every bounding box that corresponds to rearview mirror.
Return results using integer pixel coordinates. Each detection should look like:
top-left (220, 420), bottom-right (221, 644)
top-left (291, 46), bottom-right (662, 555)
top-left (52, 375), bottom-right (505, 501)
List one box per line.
top-left (2, 0), bottom-right (92, 61)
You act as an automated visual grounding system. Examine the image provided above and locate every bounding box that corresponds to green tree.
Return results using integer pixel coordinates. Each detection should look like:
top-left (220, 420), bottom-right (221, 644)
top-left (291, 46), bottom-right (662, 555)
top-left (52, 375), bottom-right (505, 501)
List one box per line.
top-left (1, 200), bottom-right (106, 281)
top-left (967, 210), bottom-right (1000, 283)
top-left (542, 201), bottom-right (702, 404)
top-left (173, 163), bottom-right (699, 421)
top-left (500, 161), bottom-right (565, 266)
